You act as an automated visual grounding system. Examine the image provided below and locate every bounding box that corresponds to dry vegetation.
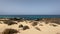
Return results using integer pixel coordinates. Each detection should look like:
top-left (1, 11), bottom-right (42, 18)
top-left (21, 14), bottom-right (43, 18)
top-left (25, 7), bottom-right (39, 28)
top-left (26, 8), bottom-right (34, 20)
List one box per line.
top-left (2, 29), bottom-right (19, 34)
top-left (23, 26), bottom-right (30, 30)
top-left (19, 24), bottom-right (23, 28)
top-left (32, 22), bottom-right (38, 26)
top-left (35, 27), bottom-right (41, 31)
top-left (41, 18), bottom-right (60, 25)
top-left (4, 20), bottom-right (17, 25)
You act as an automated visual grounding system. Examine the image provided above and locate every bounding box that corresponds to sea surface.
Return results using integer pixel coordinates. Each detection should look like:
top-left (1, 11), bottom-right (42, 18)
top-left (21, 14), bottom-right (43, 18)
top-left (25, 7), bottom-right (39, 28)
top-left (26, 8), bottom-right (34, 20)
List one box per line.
top-left (0, 15), bottom-right (60, 20)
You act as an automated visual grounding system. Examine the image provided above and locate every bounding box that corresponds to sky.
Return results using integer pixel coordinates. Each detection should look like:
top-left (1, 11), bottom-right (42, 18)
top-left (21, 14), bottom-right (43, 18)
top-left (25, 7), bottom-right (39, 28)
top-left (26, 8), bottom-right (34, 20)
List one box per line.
top-left (0, 0), bottom-right (60, 15)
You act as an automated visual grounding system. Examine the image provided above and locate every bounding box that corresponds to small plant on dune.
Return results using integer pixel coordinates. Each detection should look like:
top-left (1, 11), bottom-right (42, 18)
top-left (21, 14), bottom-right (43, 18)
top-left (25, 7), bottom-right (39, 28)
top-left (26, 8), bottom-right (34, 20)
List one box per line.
top-left (51, 21), bottom-right (60, 25)
top-left (2, 29), bottom-right (19, 34)
top-left (23, 26), bottom-right (30, 30)
top-left (19, 24), bottom-right (23, 28)
top-left (49, 24), bottom-right (57, 27)
top-left (35, 27), bottom-right (41, 31)
top-left (52, 24), bottom-right (57, 27)
top-left (32, 22), bottom-right (38, 26)
top-left (4, 20), bottom-right (17, 25)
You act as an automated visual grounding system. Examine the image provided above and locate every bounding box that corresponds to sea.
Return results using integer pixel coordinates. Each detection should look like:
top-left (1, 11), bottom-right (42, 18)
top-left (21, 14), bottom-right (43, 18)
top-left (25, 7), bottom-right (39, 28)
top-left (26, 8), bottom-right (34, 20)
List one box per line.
top-left (0, 15), bottom-right (60, 20)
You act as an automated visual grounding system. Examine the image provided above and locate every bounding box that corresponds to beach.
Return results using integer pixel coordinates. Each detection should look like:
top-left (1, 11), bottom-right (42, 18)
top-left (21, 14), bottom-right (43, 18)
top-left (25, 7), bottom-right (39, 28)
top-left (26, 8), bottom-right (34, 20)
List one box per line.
top-left (0, 18), bottom-right (60, 34)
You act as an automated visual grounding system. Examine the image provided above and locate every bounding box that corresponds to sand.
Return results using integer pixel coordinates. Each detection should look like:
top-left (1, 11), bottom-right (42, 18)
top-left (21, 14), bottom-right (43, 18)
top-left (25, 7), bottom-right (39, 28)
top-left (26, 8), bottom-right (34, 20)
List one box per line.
top-left (0, 19), bottom-right (60, 34)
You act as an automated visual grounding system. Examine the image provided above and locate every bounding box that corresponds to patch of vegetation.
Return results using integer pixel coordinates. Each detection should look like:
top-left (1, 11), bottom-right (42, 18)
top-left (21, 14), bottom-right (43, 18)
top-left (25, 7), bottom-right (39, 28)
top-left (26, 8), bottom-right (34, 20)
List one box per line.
top-left (23, 26), bottom-right (29, 30)
top-left (35, 27), bottom-right (41, 31)
top-left (19, 24), bottom-right (23, 28)
top-left (42, 18), bottom-right (60, 25)
top-left (32, 22), bottom-right (38, 26)
top-left (52, 24), bottom-right (57, 27)
top-left (4, 20), bottom-right (17, 25)
top-left (2, 29), bottom-right (19, 34)
top-left (50, 24), bottom-right (58, 27)
top-left (51, 21), bottom-right (60, 25)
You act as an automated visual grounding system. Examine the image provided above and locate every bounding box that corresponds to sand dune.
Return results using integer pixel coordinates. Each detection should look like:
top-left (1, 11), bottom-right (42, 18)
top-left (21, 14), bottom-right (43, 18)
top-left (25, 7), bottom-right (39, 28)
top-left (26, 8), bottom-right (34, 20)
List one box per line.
top-left (0, 18), bottom-right (60, 34)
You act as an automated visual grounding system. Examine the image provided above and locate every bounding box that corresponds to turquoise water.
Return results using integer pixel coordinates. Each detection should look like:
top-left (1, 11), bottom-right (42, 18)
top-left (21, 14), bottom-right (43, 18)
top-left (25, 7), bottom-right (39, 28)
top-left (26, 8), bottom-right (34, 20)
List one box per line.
top-left (0, 15), bottom-right (60, 20)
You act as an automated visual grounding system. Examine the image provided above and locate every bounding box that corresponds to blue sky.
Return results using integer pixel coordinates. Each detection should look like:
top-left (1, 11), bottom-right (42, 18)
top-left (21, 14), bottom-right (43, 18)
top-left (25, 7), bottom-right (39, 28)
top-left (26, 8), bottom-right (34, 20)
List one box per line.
top-left (0, 0), bottom-right (60, 15)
